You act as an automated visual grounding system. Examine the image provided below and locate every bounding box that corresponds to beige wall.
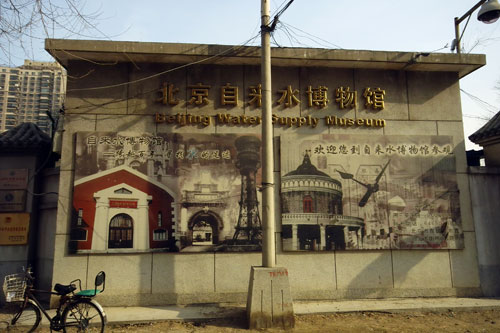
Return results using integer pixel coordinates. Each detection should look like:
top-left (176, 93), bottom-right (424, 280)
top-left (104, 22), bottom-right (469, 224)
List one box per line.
top-left (51, 61), bottom-right (481, 306)
top-left (469, 167), bottom-right (500, 296)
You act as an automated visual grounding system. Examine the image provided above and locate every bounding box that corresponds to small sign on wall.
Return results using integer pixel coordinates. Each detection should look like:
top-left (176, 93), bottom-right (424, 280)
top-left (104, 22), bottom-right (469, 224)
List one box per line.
top-left (0, 213), bottom-right (30, 245)
top-left (0, 190), bottom-right (26, 212)
top-left (0, 169), bottom-right (28, 189)
top-left (0, 169), bottom-right (28, 212)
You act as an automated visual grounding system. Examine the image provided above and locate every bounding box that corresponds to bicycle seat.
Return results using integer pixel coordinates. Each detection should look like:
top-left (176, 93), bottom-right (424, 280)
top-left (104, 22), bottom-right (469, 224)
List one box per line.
top-left (54, 283), bottom-right (77, 295)
top-left (76, 271), bottom-right (105, 297)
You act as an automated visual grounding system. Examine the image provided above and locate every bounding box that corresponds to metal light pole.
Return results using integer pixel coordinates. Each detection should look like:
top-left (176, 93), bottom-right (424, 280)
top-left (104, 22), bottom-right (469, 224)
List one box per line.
top-left (260, 0), bottom-right (276, 268)
top-left (454, 0), bottom-right (487, 54)
top-left (454, 0), bottom-right (500, 53)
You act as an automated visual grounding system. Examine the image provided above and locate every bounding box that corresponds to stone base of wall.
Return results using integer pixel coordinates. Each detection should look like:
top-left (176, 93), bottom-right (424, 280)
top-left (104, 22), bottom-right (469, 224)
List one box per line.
top-left (50, 288), bottom-right (482, 308)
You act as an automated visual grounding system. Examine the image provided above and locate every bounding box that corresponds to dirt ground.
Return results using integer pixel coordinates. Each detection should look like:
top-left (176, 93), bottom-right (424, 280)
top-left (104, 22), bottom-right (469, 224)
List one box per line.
top-left (29, 309), bottom-right (500, 332)
top-left (3, 308), bottom-right (500, 332)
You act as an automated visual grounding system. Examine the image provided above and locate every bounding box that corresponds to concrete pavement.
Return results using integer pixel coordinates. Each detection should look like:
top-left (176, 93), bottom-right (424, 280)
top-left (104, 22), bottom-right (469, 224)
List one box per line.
top-left (36, 297), bottom-right (500, 326)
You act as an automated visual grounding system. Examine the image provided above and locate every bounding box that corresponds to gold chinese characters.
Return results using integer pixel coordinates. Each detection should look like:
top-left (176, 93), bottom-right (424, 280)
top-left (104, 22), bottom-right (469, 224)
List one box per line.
top-left (156, 82), bottom-right (386, 110)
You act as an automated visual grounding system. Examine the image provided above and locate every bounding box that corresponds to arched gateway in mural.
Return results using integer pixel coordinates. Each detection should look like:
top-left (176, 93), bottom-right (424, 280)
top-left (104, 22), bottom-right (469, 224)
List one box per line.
top-left (187, 210), bottom-right (223, 245)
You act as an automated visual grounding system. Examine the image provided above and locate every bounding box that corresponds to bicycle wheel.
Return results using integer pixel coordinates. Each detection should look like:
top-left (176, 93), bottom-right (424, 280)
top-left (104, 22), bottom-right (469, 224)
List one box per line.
top-left (3, 300), bottom-right (41, 332)
top-left (62, 299), bottom-right (104, 332)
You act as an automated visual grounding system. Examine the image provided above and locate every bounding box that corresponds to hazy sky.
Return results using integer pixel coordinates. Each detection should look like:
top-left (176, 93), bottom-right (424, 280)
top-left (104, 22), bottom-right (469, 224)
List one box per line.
top-left (6, 0), bottom-right (500, 149)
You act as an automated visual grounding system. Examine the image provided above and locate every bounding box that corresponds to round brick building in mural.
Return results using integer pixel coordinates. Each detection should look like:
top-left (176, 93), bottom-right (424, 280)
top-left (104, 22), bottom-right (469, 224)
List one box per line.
top-left (281, 152), bottom-right (364, 251)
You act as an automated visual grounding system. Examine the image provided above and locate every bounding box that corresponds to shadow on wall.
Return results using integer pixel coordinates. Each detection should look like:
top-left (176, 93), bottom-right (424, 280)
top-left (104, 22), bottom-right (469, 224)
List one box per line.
top-left (469, 169), bottom-right (500, 297)
top-left (345, 250), bottom-right (429, 298)
top-left (80, 252), bottom-right (177, 307)
top-left (406, 71), bottom-right (459, 106)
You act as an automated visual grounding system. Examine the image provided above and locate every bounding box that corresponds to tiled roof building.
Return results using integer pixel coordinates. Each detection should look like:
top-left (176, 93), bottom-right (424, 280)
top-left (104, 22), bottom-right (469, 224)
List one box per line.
top-left (469, 110), bottom-right (500, 166)
top-left (469, 111), bottom-right (500, 143)
top-left (0, 122), bottom-right (51, 152)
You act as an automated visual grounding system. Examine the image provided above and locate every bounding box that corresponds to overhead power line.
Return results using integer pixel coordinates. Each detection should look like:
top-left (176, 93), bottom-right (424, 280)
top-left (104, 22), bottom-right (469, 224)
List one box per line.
top-left (64, 33), bottom-right (260, 92)
top-left (279, 21), bottom-right (343, 49)
top-left (461, 88), bottom-right (499, 116)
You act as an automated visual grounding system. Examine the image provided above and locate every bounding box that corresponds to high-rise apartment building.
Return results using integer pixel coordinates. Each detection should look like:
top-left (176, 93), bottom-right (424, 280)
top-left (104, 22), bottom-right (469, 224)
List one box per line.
top-left (0, 60), bottom-right (66, 134)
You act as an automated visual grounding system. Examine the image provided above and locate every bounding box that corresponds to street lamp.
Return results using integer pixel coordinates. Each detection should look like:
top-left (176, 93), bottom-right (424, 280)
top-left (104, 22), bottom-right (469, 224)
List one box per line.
top-left (453, 0), bottom-right (500, 53)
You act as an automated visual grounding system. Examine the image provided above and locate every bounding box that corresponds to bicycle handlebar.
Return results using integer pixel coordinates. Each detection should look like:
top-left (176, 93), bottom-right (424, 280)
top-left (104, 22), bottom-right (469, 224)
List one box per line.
top-left (23, 266), bottom-right (35, 285)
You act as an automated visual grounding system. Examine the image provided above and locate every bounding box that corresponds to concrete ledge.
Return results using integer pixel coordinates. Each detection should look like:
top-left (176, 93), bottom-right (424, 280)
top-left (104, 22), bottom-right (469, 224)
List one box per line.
top-left (45, 39), bottom-right (485, 79)
top-left (90, 287), bottom-right (482, 308)
top-left (93, 292), bottom-right (248, 307)
top-left (291, 287), bottom-right (482, 300)
top-left (468, 166), bottom-right (500, 175)
top-left (294, 297), bottom-right (500, 315)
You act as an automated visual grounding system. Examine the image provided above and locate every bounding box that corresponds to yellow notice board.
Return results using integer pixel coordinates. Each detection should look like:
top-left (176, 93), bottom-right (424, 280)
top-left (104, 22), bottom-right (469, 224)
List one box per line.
top-left (0, 213), bottom-right (30, 245)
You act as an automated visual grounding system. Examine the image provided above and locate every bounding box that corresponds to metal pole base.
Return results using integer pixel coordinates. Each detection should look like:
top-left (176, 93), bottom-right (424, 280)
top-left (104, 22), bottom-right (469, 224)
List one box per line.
top-left (246, 266), bottom-right (295, 329)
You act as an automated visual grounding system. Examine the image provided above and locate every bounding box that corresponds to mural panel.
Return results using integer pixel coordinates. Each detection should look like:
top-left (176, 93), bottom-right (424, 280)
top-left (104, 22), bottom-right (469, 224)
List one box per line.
top-left (71, 132), bottom-right (262, 253)
top-left (280, 134), bottom-right (463, 251)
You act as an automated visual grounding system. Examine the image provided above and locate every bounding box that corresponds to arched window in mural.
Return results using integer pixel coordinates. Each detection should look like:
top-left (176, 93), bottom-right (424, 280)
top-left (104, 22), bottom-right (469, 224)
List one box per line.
top-left (77, 208), bottom-right (83, 226)
top-left (109, 213), bottom-right (133, 248)
top-left (303, 196), bottom-right (313, 213)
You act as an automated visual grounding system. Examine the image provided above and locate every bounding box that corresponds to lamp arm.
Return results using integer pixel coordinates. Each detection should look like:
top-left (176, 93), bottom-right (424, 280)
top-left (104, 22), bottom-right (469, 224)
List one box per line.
top-left (456, 0), bottom-right (487, 24)
top-left (454, 0), bottom-right (487, 53)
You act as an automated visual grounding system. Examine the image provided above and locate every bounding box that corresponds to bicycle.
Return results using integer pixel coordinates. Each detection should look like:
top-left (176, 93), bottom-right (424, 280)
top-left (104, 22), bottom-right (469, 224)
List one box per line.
top-left (1, 267), bottom-right (107, 332)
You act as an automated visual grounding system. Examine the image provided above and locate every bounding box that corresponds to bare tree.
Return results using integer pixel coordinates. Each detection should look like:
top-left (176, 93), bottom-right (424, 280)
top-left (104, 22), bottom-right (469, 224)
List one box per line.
top-left (0, 0), bottom-right (104, 65)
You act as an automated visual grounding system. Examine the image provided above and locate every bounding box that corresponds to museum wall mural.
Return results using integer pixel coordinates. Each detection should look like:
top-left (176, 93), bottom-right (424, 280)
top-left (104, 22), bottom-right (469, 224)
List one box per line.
top-left (70, 131), bottom-right (463, 254)
top-left (70, 132), bottom-right (263, 253)
top-left (280, 133), bottom-right (463, 251)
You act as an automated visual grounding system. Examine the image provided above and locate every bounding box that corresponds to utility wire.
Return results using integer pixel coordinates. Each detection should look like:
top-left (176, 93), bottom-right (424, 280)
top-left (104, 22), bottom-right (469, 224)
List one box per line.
top-left (65, 33), bottom-right (261, 93)
top-left (463, 114), bottom-right (490, 120)
top-left (267, 0), bottom-right (295, 32)
top-left (64, 33), bottom-right (262, 111)
top-left (279, 21), bottom-right (343, 49)
top-left (270, 0), bottom-right (291, 18)
top-left (461, 88), bottom-right (499, 116)
top-left (265, 1), bottom-right (345, 51)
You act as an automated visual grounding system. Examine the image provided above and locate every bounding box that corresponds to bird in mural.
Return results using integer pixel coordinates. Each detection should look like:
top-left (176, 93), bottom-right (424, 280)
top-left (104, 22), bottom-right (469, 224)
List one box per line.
top-left (336, 159), bottom-right (391, 207)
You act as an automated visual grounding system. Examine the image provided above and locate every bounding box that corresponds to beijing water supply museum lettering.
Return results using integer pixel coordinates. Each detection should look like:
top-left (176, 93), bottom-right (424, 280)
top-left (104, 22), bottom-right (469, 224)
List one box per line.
top-left (154, 82), bottom-right (387, 128)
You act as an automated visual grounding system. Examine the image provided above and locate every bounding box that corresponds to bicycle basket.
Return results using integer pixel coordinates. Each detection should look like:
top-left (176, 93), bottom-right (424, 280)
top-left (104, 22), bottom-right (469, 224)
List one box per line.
top-left (2, 273), bottom-right (26, 302)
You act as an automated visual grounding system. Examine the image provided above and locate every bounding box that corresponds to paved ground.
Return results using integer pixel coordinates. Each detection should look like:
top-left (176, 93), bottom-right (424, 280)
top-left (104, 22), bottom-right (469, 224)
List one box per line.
top-left (3, 297), bottom-right (500, 331)
top-left (44, 297), bottom-right (500, 325)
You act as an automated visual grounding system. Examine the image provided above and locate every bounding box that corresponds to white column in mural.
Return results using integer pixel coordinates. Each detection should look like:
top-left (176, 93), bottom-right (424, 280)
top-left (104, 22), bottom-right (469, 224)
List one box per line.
top-left (147, 159), bottom-right (154, 177)
top-left (180, 206), bottom-right (188, 235)
top-left (136, 197), bottom-right (151, 250)
top-left (343, 227), bottom-right (349, 247)
top-left (292, 224), bottom-right (298, 251)
top-left (320, 225), bottom-right (326, 251)
top-left (92, 196), bottom-right (109, 251)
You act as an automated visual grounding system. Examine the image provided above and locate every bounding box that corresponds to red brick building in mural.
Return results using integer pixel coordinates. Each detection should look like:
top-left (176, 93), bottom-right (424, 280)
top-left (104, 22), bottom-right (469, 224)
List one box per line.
top-left (70, 165), bottom-right (177, 252)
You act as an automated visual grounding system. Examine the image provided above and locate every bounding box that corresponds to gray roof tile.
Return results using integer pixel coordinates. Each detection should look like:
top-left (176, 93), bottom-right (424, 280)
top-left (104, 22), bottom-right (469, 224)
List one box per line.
top-left (0, 123), bottom-right (51, 151)
top-left (469, 110), bottom-right (500, 144)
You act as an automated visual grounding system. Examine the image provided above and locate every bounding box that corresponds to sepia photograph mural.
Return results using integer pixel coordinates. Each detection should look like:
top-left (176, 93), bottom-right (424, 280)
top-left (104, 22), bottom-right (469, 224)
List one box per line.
top-left (70, 132), bottom-right (263, 253)
top-left (280, 133), bottom-right (463, 251)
